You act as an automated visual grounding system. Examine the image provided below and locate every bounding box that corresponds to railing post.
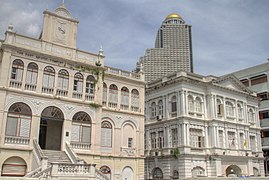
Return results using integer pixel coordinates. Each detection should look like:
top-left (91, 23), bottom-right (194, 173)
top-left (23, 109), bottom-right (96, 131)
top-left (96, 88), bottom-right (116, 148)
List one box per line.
top-left (41, 157), bottom-right (48, 170)
top-left (51, 163), bottom-right (58, 177)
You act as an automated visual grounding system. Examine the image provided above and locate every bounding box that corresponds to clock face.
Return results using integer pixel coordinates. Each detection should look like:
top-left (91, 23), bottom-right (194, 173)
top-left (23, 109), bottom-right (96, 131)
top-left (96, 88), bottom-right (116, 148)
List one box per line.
top-left (55, 21), bottom-right (67, 41)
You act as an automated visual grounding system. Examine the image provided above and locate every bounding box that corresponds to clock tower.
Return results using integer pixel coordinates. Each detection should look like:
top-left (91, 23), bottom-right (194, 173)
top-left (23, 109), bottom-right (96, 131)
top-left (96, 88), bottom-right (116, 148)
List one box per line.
top-left (40, 3), bottom-right (79, 48)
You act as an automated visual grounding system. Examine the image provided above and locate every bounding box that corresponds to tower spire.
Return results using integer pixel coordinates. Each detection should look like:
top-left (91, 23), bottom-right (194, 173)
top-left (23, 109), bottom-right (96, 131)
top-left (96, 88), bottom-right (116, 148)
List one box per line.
top-left (62, 0), bottom-right (65, 4)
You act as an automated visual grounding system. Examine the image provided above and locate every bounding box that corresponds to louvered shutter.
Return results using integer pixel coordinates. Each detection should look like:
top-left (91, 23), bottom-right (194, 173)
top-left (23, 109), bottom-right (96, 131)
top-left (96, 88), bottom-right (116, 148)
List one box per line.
top-left (49, 76), bottom-right (54, 88)
top-left (71, 125), bottom-right (80, 142)
top-left (43, 75), bottom-right (49, 87)
top-left (17, 69), bottom-right (23, 81)
top-left (19, 117), bottom-right (31, 137)
top-left (82, 126), bottom-right (91, 143)
top-left (32, 72), bottom-right (37, 84)
top-left (6, 117), bottom-right (17, 136)
top-left (26, 71), bottom-right (32, 84)
top-left (2, 164), bottom-right (26, 176)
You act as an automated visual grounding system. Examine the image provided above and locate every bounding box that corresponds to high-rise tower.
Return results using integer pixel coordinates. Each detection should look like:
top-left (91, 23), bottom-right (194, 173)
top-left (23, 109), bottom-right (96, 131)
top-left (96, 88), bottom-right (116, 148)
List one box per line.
top-left (136, 13), bottom-right (193, 82)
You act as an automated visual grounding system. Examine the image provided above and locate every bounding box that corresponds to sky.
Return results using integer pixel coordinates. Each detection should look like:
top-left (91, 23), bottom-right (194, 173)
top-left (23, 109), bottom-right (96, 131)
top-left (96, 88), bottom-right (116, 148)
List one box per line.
top-left (0, 0), bottom-right (268, 76)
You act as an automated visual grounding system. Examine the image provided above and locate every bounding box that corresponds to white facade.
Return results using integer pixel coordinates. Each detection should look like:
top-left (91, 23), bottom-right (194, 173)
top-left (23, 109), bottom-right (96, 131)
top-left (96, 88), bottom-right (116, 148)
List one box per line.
top-left (144, 71), bottom-right (264, 179)
top-left (0, 4), bottom-right (145, 180)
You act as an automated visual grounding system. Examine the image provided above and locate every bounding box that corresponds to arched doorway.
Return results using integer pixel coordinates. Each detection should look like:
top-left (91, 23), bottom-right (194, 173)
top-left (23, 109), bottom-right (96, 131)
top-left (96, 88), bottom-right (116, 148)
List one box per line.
top-left (226, 165), bottom-right (241, 177)
top-left (100, 165), bottom-right (111, 179)
top-left (1, 157), bottom-right (27, 177)
top-left (152, 167), bottom-right (163, 179)
top-left (192, 166), bottom-right (205, 177)
top-left (39, 106), bottom-right (64, 150)
top-left (122, 166), bottom-right (133, 180)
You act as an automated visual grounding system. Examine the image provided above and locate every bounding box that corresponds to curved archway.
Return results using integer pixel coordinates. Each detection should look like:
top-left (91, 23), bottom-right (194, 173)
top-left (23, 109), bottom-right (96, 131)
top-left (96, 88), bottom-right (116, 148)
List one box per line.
top-left (1, 156), bottom-right (27, 177)
top-left (152, 167), bottom-right (163, 179)
top-left (226, 165), bottom-right (241, 177)
top-left (39, 106), bottom-right (64, 150)
top-left (100, 165), bottom-right (111, 179)
top-left (122, 166), bottom-right (133, 180)
top-left (192, 166), bottom-right (205, 177)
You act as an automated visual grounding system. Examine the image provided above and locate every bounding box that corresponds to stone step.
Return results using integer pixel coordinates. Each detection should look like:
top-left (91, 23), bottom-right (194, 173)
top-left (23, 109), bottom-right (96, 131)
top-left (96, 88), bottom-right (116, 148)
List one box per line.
top-left (42, 150), bottom-right (71, 163)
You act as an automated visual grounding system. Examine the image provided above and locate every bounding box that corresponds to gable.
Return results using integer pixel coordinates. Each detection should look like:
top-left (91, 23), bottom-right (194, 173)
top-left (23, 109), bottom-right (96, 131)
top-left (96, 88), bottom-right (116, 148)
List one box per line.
top-left (214, 75), bottom-right (251, 93)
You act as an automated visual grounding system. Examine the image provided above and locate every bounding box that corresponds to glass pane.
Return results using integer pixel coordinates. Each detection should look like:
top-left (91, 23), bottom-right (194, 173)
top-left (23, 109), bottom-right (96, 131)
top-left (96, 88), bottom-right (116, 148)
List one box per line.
top-left (6, 117), bottom-right (18, 136)
top-left (71, 125), bottom-right (80, 142)
top-left (19, 118), bottom-right (31, 137)
top-left (82, 126), bottom-right (91, 143)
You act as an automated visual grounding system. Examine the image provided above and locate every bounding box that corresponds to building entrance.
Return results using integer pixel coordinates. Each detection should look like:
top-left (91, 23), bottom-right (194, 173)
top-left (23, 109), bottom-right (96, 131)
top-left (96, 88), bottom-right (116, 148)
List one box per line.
top-left (39, 106), bottom-right (64, 150)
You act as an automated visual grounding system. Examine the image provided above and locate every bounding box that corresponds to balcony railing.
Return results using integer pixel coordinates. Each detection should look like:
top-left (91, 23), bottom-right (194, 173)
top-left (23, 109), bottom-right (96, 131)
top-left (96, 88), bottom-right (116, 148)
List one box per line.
top-left (56, 89), bottom-right (68, 97)
top-left (9, 80), bottom-right (22, 89)
top-left (72, 92), bottom-right (82, 99)
top-left (42, 87), bottom-right (54, 94)
top-left (70, 142), bottom-right (91, 150)
top-left (5, 136), bottom-right (30, 145)
top-left (25, 83), bottom-right (36, 91)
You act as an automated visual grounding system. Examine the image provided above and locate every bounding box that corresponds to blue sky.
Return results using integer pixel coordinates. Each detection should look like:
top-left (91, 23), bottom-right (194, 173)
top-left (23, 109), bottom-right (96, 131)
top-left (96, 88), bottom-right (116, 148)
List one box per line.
top-left (0, 0), bottom-right (268, 76)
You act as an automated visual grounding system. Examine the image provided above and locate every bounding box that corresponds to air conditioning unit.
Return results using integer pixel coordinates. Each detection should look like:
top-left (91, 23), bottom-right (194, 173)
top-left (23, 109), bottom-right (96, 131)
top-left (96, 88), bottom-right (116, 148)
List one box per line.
top-left (156, 115), bottom-right (163, 121)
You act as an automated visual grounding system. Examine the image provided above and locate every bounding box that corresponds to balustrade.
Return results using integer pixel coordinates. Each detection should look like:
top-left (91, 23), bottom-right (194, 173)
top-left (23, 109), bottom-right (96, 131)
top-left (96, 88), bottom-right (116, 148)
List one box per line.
top-left (42, 87), bottom-right (54, 94)
top-left (9, 80), bottom-right (22, 88)
top-left (57, 89), bottom-right (68, 97)
top-left (71, 142), bottom-right (91, 150)
top-left (25, 83), bottom-right (36, 91)
top-left (5, 136), bottom-right (29, 145)
top-left (73, 92), bottom-right (83, 99)
top-left (85, 94), bottom-right (94, 101)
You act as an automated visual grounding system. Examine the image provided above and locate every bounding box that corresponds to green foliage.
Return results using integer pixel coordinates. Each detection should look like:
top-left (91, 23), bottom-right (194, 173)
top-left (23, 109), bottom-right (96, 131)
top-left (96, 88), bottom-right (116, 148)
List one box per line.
top-left (89, 102), bottom-right (102, 108)
top-left (173, 147), bottom-right (180, 158)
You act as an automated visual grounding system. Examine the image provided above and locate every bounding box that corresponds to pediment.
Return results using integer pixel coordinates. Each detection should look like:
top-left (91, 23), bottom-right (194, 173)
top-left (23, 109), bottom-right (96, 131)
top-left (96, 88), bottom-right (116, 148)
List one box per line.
top-left (214, 75), bottom-right (251, 93)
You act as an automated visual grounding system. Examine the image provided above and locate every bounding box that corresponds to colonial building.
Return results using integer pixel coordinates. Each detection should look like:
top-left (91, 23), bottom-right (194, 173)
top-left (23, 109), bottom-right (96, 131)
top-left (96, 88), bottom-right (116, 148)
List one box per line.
top-left (135, 13), bottom-right (193, 82)
top-left (144, 71), bottom-right (264, 179)
top-left (231, 62), bottom-right (269, 176)
top-left (0, 3), bottom-right (144, 180)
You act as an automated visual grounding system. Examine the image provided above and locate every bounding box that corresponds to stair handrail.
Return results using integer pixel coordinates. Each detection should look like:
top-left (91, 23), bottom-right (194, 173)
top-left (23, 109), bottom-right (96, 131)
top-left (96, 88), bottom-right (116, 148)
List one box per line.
top-left (25, 166), bottom-right (42, 177)
top-left (33, 139), bottom-right (47, 161)
top-left (32, 165), bottom-right (52, 178)
top-left (65, 141), bottom-right (84, 164)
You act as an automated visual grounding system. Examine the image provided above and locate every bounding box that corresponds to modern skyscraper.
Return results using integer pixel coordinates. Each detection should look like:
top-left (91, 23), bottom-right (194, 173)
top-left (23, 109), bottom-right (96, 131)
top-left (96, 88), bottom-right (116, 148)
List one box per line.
top-left (136, 13), bottom-right (193, 82)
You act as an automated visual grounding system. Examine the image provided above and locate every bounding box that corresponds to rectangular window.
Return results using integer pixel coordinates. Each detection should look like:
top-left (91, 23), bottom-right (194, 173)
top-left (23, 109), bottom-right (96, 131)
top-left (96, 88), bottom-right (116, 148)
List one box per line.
top-left (251, 75), bottom-right (267, 86)
top-left (101, 128), bottom-right (112, 147)
top-left (172, 128), bottom-right (178, 147)
top-left (128, 138), bottom-right (133, 148)
top-left (218, 130), bottom-right (223, 147)
top-left (250, 136), bottom-right (256, 151)
top-left (158, 131), bottom-right (164, 148)
top-left (240, 79), bottom-right (249, 87)
top-left (171, 102), bottom-right (177, 112)
top-left (150, 132), bottom-right (156, 149)
top-left (228, 131), bottom-right (235, 149)
top-left (190, 129), bottom-right (204, 148)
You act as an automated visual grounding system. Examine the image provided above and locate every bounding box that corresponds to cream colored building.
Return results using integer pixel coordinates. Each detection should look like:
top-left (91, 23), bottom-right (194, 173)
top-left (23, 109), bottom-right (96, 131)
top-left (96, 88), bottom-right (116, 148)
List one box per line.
top-left (144, 71), bottom-right (264, 179)
top-left (0, 3), bottom-right (144, 180)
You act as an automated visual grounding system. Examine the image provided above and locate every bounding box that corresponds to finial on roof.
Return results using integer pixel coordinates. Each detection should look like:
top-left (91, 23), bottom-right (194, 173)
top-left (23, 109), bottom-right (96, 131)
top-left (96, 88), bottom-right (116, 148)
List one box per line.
top-left (99, 45), bottom-right (103, 55)
top-left (62, 0), bottom-right (65, 4)
top-left (7, 24), bottom-right (13, 32)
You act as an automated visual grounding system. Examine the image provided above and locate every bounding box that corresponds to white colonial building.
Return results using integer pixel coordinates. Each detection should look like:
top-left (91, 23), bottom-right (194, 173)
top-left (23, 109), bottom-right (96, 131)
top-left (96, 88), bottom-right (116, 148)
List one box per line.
top-left (0, 3), bottom-right (144, 180)
top-left (144, 71), bottom-right (264, 179)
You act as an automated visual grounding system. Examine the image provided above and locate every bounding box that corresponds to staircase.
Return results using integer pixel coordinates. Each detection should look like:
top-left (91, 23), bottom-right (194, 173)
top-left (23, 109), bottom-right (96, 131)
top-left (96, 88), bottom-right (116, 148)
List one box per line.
top-left (43, 150), bottom-right (72, 164)
top-left (25, 140), bottom-right (110, 180)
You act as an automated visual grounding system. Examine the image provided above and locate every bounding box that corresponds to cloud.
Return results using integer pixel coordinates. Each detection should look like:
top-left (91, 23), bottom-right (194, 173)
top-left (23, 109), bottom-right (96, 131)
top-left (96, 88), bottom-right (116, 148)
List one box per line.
top-left (0, 0), bottom-right (268, 77)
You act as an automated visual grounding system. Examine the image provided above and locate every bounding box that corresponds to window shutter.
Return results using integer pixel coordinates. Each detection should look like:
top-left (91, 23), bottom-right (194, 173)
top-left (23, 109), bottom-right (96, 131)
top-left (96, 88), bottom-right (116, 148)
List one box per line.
top-left (63, 79), bottom-right (68, 90)
top-left (49, 76), bottom-right (54, 88)
top-left (26, 72), bottom-right (31, 84)
top-left (17, 69), bottom-right (23, 81)
top-left (71, 125), bottom-right (80, 142)
top-left (82, 126), bottom-right (91, 143)
top-left (2, 164), bottom-right (26, 176)
top-left (19, 117), bottom-right (31, 137)
top-left (43, 75), bottom-right (48, 86)
top-left (32, 72), bottom-right (37, 84)
top-left (6, 117), bottom-right (18, 136)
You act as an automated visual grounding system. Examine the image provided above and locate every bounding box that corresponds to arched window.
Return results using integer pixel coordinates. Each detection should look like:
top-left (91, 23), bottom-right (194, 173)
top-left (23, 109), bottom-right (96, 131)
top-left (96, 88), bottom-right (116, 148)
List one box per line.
top-left (192, 166), bottom-right (205, 177)
top-left (108, 84), bottom-right (118, 108)
top-left (151, 102), bottom-right (156, 118)
top-left (102, 83), bottom-right (107, 105)
top-left (26, 62), bottom-right (38, 85)
top-left (131, 89), bottom-right (139, 112)
top-left (85, 75), bottom-right (95, 99)
top-left (158, 100), bottom-right (163, 117)
top-left (121, 87), bottom-right (129, 110)
top-left (5, 103), bottom-right (32, 144)
top-left (237, 103), bottom-right (243, 119)
top-left (248, 108), bottom-right (255, 123)
top-left (122, 167), bottom-right (134, 180)
top-left (101, 121), bottom-right (112, 147)
top-left (1, 157), bottom-right (27, 177)
top-left (122, 124), bottom-right (134, 148)
top-left (11, 59), bottom-right (24, 81)
top-left (226, 101), bottom-right (234, 117)
top-left (195, 97), bottom-right (202, 113)
top-left (217, 99), bottom-right (224, 116)
top-left (171, 96), bottom-right (177, 117)
top-left (73, 73), bottom-right (83, 93)
top-left (57, 69), bottom-right (69, 91)
top-left (172, 170), bottom-right (179, 179)
top-left (188, 95), bottom-right (194, 112)
top-left (71, 112), bottom-right (91, 144)
top-left (42, 66), bottom-right (55, 94)
top-left (152, 167), bottom-right (163, 179)
top-left (100, 166), bottom-right (111, 179)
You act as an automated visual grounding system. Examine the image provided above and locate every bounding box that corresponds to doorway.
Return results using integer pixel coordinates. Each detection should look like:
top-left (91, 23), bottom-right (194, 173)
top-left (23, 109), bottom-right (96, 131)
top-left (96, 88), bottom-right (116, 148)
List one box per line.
top-left (39, 106), bottom-right (64, 150)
